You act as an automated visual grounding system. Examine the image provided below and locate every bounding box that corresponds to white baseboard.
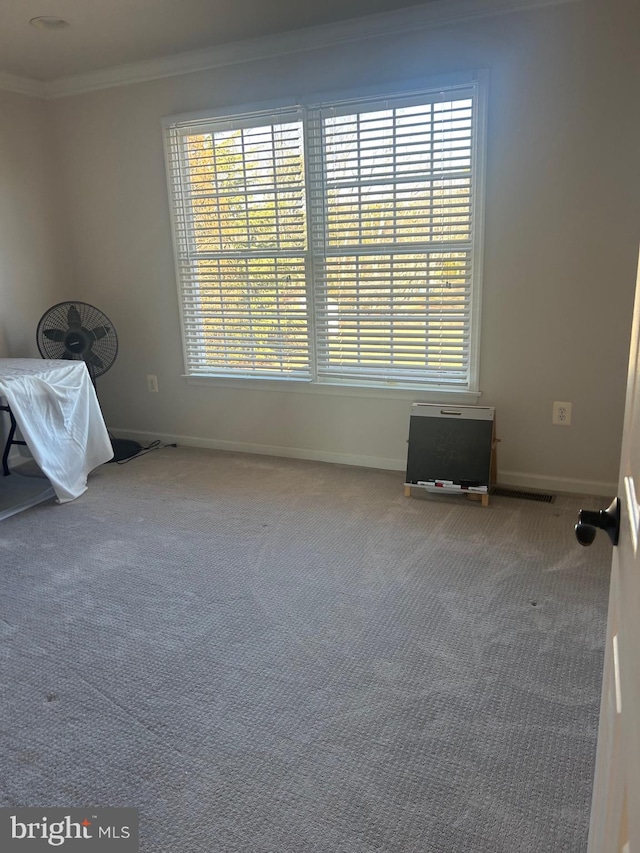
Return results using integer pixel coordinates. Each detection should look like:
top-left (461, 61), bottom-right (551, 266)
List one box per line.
top-left (110, 428), bottom-right (617, 496)
top-left (109, 428), bottom-right (407, 472)
top-left (497, 470), bottom-right (616, 497)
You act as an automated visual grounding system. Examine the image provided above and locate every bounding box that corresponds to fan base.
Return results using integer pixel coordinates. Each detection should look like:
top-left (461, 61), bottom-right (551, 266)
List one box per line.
top-left (109, 438), bottom-right (143, 463)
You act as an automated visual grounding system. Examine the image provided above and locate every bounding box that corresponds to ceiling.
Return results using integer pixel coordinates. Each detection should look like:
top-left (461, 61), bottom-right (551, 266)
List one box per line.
top-left (0, 0), bottom-right (433, 82)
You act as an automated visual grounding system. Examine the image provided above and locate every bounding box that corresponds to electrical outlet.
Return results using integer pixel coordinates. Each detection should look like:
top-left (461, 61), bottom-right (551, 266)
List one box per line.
top-left (552, 401), bottom-right (571, 426)
top-left (147, 374), bottom-right (159, 393)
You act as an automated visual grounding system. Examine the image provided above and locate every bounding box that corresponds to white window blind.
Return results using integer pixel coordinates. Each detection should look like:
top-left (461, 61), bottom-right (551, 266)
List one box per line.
top-left (166, 110), bottom-right (311, 378)
top-left (165, 80), bottom-right (485, 390)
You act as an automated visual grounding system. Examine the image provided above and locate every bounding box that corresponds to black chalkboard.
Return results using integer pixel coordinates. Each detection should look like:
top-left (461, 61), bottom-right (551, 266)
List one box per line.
top-left (405, 410), bottom-right (493, 487)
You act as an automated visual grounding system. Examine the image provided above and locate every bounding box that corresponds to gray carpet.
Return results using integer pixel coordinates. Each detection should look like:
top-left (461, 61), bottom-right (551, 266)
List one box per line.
top-left (0, 447), bottom-right (611, 852)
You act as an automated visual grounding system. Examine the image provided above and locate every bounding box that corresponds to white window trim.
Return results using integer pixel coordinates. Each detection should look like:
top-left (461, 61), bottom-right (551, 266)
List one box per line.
top-left (468, 70), bottom-right (488, 394)
top-left (184, 373), bottom-right (482, 403)
top-left (163, 70), bottom-right (489, 398)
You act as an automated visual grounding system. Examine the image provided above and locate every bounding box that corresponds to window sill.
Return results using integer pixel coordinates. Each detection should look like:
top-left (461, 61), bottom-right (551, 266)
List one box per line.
top-left (184, 375), bottom-right (481, 403)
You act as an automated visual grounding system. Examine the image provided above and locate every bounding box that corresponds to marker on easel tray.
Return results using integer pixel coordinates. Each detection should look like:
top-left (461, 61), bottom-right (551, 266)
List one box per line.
top-left (435, 479), bottom-right (454, 486)
top-left (467, 485), bottom-right (488, 493)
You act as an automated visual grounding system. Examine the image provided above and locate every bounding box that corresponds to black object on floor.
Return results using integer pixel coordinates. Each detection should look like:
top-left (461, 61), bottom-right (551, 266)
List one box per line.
top-left (109, 437), bottom-right (143, 462)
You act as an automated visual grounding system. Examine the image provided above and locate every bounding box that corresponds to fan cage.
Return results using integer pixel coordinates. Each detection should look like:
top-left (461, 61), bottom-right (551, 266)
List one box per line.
top-left (36, 301), bottom-right (118, 379)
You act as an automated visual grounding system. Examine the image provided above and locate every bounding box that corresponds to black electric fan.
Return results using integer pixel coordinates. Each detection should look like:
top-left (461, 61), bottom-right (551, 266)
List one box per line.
top-left (36, 301), bottom-right (142, 462)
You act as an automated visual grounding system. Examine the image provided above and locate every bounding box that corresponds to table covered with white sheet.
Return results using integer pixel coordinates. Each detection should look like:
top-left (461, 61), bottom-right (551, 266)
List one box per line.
top-left (0, 358), bottom-right (113, 503)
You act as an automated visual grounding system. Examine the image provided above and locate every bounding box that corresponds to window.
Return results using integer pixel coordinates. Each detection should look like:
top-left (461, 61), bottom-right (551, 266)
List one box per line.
top-left (164, 76), bottom-right (486, 391)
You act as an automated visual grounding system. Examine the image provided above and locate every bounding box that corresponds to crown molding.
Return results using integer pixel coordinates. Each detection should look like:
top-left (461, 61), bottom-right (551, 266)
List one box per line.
top-left (0, 71), bottom-right (46, 98)
top-left (0, 0), bottom-right (580, 100)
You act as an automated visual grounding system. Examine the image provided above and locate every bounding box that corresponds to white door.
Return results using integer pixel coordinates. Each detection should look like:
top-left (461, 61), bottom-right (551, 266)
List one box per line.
top-left (586, 250), bottom-right (640, 852)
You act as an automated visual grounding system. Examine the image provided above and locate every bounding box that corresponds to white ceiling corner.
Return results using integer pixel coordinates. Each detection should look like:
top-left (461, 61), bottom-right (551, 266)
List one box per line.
top-left (0, 71), bottom-right (47, 99)
top-left (0, 0), bottom-right (580, 100)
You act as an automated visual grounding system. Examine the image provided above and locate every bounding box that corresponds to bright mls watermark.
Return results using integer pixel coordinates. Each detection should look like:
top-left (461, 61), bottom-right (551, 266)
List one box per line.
top-left (0, 809), bottom-right (138, 851)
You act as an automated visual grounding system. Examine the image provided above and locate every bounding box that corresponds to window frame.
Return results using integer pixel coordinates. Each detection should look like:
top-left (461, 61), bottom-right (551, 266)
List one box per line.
top-left (163, 71), bottom-right (488, 398)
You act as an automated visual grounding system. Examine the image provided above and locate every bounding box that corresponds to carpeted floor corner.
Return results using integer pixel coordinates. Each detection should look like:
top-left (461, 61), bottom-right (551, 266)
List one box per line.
top-left (0, 447), bottom-right (611, 851)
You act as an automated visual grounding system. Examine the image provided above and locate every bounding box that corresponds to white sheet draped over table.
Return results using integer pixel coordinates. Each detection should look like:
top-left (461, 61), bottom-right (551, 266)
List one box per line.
top-left (0, 358), bottom-right (113, 503)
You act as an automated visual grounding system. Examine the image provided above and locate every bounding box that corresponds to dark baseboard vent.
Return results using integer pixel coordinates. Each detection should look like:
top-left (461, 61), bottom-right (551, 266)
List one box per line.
top-left (491, 487), bottom-right (556, 503)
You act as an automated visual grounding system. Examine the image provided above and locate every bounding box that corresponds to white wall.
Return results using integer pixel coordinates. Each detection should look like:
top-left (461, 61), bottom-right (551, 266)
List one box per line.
top-left (48, 0), bottom-right (640, 494)
top-left (0, 91), bottom-right (70, 357)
